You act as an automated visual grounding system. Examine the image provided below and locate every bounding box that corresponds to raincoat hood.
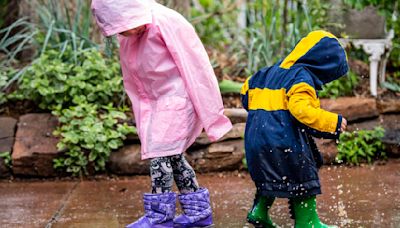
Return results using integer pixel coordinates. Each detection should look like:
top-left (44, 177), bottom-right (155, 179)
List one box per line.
top-left (91, 0), bottom-right (154, 37)
top-left (279, 30), bottom-right (348, 87)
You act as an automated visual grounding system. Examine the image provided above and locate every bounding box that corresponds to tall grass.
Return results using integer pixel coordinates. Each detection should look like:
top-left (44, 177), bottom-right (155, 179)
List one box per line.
top-left (0, 17), bottom-right (36, 66)
top-left (32, 0), bottom-right (98, 63)
top-left (190, 0), bottom-right (325, 77)
top-left (242, 0), bottom-right (315, 75)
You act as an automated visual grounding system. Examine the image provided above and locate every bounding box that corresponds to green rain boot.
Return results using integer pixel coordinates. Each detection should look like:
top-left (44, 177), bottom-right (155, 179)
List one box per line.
top-left (289, 196), bottom-right (338, 228)
top-left (247, 195), bottom-right (276, 228)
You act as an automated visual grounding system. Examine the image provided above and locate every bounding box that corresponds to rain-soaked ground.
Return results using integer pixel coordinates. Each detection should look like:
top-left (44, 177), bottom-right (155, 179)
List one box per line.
top-left (0, 159), bottom-right (399, 228)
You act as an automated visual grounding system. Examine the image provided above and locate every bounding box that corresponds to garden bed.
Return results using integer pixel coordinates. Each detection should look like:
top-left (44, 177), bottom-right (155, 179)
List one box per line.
top-left (0, 96), bottom-right (399, 178)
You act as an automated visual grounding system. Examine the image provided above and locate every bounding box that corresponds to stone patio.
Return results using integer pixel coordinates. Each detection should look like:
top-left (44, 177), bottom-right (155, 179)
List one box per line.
top-left (0, 160), bottom-right (399, 228)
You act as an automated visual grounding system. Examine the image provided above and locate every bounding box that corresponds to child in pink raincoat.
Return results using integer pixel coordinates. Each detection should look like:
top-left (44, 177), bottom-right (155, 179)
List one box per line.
top-left (91, 0), bottom-right (232, 227)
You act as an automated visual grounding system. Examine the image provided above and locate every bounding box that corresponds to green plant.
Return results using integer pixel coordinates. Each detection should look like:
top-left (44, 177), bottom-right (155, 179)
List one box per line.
top-left (0, 69), bottom-right (10, 105)
top-left (0, 67), bottom-right (17, 105)
top-left (52, 103), bottom-right (136, 175)
top-left (12, 48), bottom-right (123, 110)
top-left (308, 0), bottom-right (330, 30)
top-left (190, 0), bottom-right (239, 49)
top-left (0, 18), bottom-right (36, 66)
top-left (1, 1), bottom-right (134, 177)
top-left (189, 0), bottom-right (329, 78)
top-left (382, 78), bottom-right (400, 93)
top-left (337, 126), bottom-right (386, 165)
top-left (33, 0), bottom-right (98, 61)
top-left (240, 0), bottom-right (325, 75)
top-left (319, 71), bottom-right (359, 98)
top-left (242, 157), bottom-right (248, 169)
top-left (0, 151), bottom-right (12, 169)
top-left (10, 45), bottom-right (132, 176)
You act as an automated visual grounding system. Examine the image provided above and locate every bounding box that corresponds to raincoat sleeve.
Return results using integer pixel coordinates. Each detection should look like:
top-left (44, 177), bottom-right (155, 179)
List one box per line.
top-left (240, 77), bottom-right (251, 111)
top-left (298, 120), bottom-right (342, 139)
top-left (287, 72), bottom-right (342, 138)
top-left (157, 15), bottom-right (232, 142)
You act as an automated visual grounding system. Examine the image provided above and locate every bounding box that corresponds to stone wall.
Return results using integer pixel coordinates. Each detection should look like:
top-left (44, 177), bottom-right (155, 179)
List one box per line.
top-left (0, 97), bottom-right (399, 177)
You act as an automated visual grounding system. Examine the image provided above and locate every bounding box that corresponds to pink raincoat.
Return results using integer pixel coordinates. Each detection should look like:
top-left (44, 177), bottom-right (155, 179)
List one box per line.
top-left (91, 0), bottom-right (232, 159)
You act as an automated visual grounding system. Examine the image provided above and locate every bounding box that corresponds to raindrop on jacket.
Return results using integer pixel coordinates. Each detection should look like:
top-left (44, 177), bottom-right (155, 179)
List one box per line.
top-left (241, 30), bottom-right (348, 198)
top-left (92, 0), bottom-right (232, 159)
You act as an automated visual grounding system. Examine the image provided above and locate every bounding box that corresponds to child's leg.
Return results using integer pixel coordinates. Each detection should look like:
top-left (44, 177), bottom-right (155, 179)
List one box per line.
top-left (247, 192), bottom-right (276, 228)
top-left (126, 156), bottom-right (176, 227)
top-left (150, 156), bottom-right (174, 194)
top-left (170, 154), bottom-right (199, 194)
top-left (289, 196), bottom-right (337, 228)
top-left (171, 154), bottom-right (213, 227)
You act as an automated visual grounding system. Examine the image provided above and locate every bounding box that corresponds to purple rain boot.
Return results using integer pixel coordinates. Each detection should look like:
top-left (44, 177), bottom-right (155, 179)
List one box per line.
top-left (174, 188), bottom-right (214, 228)
top-left (126, 192), bottom-right (176, 228)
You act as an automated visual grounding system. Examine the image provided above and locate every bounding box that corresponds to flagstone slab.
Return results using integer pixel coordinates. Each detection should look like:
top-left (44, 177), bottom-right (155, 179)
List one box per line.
top-left (12, 114), bottom-right (61, 177)
top-left (0, 181), bottom-right (76, 227)
top-left (320, 97), bottom-right (379, 122)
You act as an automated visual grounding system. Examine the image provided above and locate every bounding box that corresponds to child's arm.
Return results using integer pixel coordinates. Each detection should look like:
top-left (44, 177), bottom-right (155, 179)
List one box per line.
top-left (287, 81), bottom-right (343, 138)
top-left (157, 14), bottom-right (232, 142)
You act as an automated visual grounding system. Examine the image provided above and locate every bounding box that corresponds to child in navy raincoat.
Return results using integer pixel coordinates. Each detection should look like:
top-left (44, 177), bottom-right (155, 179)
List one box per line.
top-left (241, 30), bottom-right (348, 228)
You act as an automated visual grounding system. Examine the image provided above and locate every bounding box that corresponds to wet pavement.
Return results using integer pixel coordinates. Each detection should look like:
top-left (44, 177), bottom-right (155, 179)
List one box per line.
top-left (0, 160), bottom-right (399, 228)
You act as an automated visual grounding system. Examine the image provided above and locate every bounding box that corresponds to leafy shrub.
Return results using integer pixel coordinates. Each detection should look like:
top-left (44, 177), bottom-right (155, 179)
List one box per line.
top-left (337, 127), bottom-right (386, 165)
top-left (0, 151), bottom-right (12, 169)
top-left (8, 45), bottom-right (132, 176)
top-left (12, 48), bottom-right (123, 110)
top-left (0, 70), bottom-right (10, 105)
top-left (0, 67), bottom-right (17, 105)
top-left (2, 2), bottom-right (133, 176)
top-left (319, 71), bottom-right (359, 98)
top-left (52, 103), bottom-right (136, 175)
top-left (190, 0), bottom-right (238, 49)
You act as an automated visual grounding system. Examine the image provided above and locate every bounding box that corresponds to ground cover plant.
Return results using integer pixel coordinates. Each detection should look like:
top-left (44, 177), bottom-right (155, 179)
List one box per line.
top-left (9, 47), bottom-right (133, 176)
top-left (0, 151), bottom-right (12, 169)
top-left (337, 127), bottom-right (386, 165)
top-left (11, 48), bottom-right (123, 110)
top-left (319, 71), bottom-right (359, 98)
top-left (53, 103), bottom-right (135, 175)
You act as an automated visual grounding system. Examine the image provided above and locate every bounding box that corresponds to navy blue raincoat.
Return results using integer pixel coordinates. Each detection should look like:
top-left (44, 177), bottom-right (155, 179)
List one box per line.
top-left (241, 30), bottom-right (348, 198)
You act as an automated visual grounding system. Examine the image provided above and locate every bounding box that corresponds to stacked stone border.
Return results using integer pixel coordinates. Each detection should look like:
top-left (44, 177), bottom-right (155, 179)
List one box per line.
top-left (0, 97), bottom-right (399, 177)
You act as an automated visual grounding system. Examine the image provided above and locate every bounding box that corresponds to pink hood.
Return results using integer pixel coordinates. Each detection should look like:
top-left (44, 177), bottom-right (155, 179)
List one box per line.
top-left (91, 0), bottom-right (154, 36)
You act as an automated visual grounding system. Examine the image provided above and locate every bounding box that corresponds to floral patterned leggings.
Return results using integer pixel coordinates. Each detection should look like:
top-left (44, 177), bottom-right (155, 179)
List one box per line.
top-left (150, 154), bottom-right (199, 194)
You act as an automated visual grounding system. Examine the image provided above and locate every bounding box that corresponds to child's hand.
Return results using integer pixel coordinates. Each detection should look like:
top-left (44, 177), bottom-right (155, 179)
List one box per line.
top-left (341, 118), bottom-right (347, 132)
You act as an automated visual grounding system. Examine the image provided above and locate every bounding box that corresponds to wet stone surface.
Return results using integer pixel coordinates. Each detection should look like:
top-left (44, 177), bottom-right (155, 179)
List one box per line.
top-left (12, 114), bottom-right (60, 177)
top-left (0, 117), bottom-right (17, 155)
top-left (0, 160), bottom-right (399, 228)
top-left (320, 97), bottom-right (379, 122)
